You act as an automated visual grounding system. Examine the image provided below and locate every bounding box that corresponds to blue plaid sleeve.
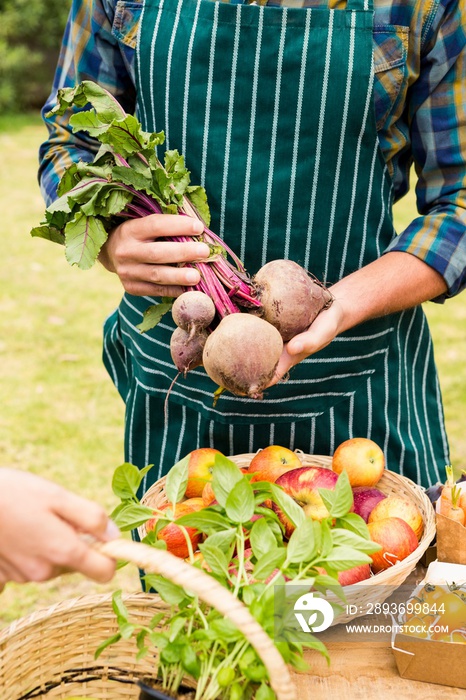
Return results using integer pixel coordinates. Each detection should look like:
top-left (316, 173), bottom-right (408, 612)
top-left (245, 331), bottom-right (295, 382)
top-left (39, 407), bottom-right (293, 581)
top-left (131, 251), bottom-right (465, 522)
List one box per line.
top-left (38, 0), bottom-right (139, 205)
top-left (383, 0), bottom-right (466, 299)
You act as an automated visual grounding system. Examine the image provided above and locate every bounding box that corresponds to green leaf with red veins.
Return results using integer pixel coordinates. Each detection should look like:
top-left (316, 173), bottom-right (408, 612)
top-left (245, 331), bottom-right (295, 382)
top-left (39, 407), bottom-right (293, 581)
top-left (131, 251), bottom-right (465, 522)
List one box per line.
top-left (30, 224), bottom-right (64, 245)
top-left (186, 184), bottom-right (211, 226)
top-left (64, 212), bottom-right (108, 269)
top-left (137, 301), bottom-right (174, 333)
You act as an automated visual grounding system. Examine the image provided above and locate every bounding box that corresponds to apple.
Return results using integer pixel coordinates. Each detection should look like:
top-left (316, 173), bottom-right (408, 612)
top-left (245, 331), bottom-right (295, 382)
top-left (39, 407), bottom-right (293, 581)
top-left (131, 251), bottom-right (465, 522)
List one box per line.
top-left (273, 466), bottom-right (339, 537)
top-left (185, 447), bottom-right (223, 498)
top-left (332, 438), bottom-right (385, 487)
top-left (367, 517), bottom-right (418, 573)
top-left (317, 564), bottom-right (371, 586)
top-left (352, 486), bottom-right (387, 522)
top-left (146, 498), bottom-right (204, 558)
top-left (368, 495), bottom-right (424, 540)
top-left (202, 466), bottom-right (248, 506)
top-left (337, 564), bottom-right (372, 586)
top-left (247, 445), bottom-right (303, 484)
top-left (201, 481), bottom-right (216, 506)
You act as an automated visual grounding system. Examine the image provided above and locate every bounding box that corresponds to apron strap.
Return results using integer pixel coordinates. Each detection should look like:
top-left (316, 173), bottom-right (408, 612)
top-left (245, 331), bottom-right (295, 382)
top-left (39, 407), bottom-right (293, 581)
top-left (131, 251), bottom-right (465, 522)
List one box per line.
top-left (346, 0), bottom-right (373, 10)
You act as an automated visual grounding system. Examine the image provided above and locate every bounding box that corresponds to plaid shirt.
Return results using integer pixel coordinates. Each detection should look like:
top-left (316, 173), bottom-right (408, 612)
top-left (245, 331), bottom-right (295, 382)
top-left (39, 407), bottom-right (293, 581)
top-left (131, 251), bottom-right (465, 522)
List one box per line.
top-left (39, 0), bottom-right (466, 298)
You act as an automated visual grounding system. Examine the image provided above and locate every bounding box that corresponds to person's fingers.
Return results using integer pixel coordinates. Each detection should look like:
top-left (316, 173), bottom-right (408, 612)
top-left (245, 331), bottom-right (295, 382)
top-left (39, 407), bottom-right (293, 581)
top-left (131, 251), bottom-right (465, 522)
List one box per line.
top-left (51, 490), bottom-right (115, 542)
top-left (131, 240), bottom-right (211, 265)
top-left (62, 538), bottom-right (116, 583)
top-left (124, 213), bottom-right (205, 240)
top-left (0, 557), bottom-right (29, 584)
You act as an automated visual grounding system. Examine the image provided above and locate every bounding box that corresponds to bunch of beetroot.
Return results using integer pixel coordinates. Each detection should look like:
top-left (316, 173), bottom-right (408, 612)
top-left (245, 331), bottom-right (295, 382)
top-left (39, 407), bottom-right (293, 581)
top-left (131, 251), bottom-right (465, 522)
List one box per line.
top-left (172, 259), bottom-right (333, 400)
top-left (32, 80), bottom-right (333, 400)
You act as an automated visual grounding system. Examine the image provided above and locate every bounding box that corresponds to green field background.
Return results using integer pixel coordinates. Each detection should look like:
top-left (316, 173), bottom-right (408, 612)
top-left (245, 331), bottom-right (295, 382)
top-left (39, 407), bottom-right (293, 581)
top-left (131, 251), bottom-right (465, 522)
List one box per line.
top-left (0, 117), bottom-right (465, 626)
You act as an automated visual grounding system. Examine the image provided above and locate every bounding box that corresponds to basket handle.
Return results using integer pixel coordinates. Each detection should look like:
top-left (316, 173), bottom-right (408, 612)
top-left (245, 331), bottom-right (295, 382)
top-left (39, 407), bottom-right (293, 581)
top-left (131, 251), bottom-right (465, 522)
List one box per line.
top-left (99, 538), bottom-right (297, 700)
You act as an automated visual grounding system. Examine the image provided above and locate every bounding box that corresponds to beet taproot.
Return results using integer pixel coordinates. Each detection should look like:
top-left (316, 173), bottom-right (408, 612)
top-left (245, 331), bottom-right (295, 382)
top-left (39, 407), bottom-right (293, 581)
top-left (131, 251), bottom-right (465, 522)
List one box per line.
top-left (253, 259), bottom-right (333, 342)
top-left (170, 326), bottom-right (208, 376)
top-left (202, 314), bottom-right (283, 399)
top-left (172, 291), bottom-right (216, 338)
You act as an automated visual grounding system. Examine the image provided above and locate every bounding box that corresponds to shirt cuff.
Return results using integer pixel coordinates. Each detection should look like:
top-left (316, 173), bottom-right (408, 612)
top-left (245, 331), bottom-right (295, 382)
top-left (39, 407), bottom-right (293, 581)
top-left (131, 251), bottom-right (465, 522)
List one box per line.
top-left (383, 212), bottom-right (466, 302)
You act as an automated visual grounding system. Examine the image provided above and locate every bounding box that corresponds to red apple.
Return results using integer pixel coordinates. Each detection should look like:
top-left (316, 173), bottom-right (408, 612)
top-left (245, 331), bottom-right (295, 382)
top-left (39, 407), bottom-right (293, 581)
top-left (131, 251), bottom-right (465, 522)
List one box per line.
top-left (368, 495), bottom-right (424, 540)
top-left (332, 438), bottom-right (385, 487)
top-left (317, 564), bottom-right (372, 586)
top-left (273, 466), bottom-right (339, 537)
top-left (352, 486), bottom-right (387, 522)
top-left (185, 447), bottom-right (223, 498)
top-left (367, 517), bottom-right (418, 573)
top-left (247, 445), bottom-right (303, 484)
top-left (146, 498), bottom-right (204, 558)
top-left (337, 564), bottom-right (372, 586)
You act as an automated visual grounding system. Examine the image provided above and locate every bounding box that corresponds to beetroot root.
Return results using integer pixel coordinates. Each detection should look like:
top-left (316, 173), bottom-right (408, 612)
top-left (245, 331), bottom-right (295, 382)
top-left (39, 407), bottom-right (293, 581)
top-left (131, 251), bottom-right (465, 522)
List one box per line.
top-left (202, 313), bottom-right (283, 399)
top-left (170, 326), bottom-right (208, 376)
top-left (253, 259), bottom-right (333, 342)
top-left (172, 291), bottom-right (216, 338)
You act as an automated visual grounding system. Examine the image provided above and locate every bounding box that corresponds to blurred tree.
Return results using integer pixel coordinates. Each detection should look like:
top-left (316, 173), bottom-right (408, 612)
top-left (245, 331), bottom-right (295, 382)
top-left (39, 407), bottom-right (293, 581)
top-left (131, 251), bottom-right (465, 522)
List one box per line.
top-left (0, 0), bottom-right (71, 111)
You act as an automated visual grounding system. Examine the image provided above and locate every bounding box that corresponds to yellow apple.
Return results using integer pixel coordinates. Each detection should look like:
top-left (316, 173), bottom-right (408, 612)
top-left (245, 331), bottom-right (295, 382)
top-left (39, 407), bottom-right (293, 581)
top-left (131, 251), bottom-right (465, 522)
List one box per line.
top-left (185, 447), bottom-right (223, 498)
top-left (368, 517), bottom-right (418, 573)
top-left (247, 445), bottom-right (303, 484)
top-left (368, 494), bottom-right (424, 540)
top-left (332, 438), bottom-right (385, 487)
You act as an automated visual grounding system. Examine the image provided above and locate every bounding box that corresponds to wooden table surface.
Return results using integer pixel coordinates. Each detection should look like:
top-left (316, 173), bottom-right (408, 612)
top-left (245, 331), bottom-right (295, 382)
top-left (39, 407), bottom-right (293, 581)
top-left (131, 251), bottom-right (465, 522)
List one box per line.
top-left (290, 641), bottom-right (465, 699)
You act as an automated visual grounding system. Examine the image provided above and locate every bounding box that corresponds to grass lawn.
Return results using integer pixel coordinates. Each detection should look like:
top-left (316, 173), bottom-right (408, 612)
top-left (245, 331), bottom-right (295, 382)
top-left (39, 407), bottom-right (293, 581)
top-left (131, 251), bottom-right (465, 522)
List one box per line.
top-left (0, 117), bottom-right (465, 628)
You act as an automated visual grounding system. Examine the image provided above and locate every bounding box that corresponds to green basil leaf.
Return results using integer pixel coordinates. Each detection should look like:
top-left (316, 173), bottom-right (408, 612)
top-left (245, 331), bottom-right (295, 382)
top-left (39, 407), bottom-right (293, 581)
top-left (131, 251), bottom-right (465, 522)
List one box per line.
top-left (335, 512), bottom-right (371, 539)
top-left (164, 454), bottom-right (189, 505)
top-left (249, 518), bottom-right (278, 559)
top-left (112, 462), bottom-right (152, 500)
top-left (111, 502), bottom-right (155, 531)
top-left (269, 483), bottom-right (306, 529)
top-left (316, 545), bottom-right (372, 572)
top-left (286, 519), bottom-right (317, 563)
top-left (325, 470), bottom-right (353, 518)
top-left (253, 548), bottom-right (286, 581)
top-left (211, 455), bottom-right (244, 507)
top-left (198, 542), bottom-right (229, 577)
top-left (225, 478), bottom-right (255, 524)
top-left (331, 527), bottom-right (381, 554)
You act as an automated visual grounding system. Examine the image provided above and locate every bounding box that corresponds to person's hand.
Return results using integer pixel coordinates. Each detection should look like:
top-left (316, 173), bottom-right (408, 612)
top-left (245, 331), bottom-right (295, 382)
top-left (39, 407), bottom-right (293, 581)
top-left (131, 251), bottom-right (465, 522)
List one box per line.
top-left (0, 469), bottom-right (119, 587)
top-left (267, 299), bottom-right (345, 386)
top-left (98, 213), bottom-right (211, 297)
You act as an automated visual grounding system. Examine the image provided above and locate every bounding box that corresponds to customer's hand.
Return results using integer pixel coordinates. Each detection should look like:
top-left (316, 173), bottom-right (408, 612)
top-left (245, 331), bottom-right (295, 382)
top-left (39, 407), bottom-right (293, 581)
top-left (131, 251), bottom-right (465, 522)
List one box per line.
top-left (0, 468), bottom-right (119, 587)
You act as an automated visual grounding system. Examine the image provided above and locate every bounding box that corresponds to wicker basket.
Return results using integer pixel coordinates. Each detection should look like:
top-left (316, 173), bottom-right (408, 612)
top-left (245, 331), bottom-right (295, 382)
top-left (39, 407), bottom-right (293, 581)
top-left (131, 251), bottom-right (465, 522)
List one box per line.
top-left (139, 452), bottom-right (436, 624)
top-left (0, 539), bottom-right (297, 700)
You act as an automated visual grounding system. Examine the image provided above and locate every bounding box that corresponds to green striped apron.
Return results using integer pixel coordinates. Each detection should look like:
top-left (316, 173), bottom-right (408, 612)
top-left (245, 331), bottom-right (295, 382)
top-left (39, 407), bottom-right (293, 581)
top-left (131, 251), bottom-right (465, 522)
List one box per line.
top-left (103, 0), bottom-right (449, 490)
